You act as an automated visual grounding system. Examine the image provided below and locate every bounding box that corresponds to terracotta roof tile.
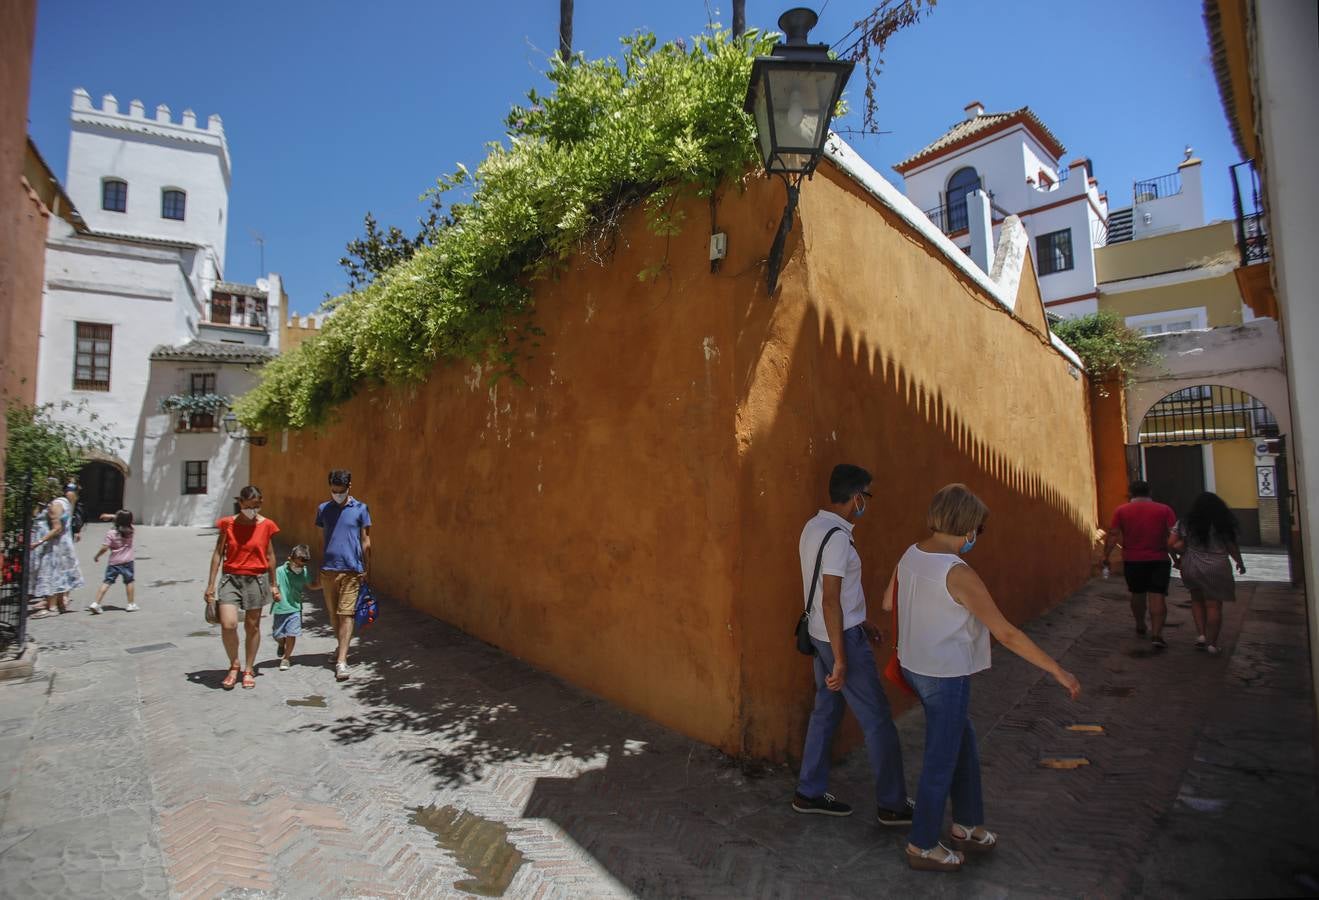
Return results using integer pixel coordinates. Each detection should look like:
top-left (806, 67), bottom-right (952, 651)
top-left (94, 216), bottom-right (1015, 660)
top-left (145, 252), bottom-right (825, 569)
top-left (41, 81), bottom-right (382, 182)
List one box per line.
top-left (150, 339), bottom-right (278, 364)
top-left (895, 107), bottom-right (1066, 174)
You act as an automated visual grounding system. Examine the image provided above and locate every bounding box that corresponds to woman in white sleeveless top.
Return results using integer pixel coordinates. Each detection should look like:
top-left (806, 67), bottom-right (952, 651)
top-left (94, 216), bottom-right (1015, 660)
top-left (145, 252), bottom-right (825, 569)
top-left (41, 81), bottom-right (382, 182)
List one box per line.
top-left (883, 484), bottom-right (1080, 872)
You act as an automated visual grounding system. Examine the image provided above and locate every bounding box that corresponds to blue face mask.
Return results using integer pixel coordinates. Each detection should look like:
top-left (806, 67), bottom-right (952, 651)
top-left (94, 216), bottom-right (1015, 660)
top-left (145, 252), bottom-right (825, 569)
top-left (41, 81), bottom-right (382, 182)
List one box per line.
top-left (960, 533), bottom-right (977, 555)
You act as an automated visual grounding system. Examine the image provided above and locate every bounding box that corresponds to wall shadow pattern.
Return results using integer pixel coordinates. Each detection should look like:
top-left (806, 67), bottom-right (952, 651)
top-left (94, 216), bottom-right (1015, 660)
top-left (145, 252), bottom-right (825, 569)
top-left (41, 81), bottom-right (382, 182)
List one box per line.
top-left (732, 163), bottom-right (1100, 760)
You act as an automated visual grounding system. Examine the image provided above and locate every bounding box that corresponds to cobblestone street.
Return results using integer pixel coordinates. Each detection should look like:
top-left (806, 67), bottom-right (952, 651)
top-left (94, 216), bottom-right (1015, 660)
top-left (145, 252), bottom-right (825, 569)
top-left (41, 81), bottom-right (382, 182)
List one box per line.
top-left (1, 524), bottom-right (1315, 898)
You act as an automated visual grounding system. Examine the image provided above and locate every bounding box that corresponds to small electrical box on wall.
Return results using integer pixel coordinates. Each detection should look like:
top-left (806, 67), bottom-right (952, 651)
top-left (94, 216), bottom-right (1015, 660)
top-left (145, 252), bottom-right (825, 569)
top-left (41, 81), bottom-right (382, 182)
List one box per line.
top-left (709, 232), bottom-right (728, 261)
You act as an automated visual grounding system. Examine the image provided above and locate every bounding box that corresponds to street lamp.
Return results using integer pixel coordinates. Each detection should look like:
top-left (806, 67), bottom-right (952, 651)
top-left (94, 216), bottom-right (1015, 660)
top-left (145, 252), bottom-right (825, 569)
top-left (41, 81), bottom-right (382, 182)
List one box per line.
top-left (744, 7), bottom-right (854, 295)
top-left (222, 411), bottom-right (267, 447)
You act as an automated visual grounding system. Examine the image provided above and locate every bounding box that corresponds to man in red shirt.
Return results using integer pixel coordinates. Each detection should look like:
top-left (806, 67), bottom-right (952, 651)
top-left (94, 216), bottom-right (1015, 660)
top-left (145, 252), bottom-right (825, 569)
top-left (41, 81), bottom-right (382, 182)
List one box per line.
top-left (1103, 480), bottom-right (1177, 649)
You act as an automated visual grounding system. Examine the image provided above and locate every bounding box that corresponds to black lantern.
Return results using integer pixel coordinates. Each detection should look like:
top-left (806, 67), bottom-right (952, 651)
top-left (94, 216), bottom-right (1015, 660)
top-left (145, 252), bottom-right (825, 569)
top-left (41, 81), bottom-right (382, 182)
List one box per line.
top-left (222, 411), bottom-right (267, 446)
top-left (744, 8), bottom-right (854, 293)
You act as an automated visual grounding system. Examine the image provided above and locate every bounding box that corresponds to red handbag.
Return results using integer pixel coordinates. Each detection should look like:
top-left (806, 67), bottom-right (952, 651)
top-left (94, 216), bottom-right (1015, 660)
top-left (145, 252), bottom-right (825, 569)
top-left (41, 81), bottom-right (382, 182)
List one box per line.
top-left (882, 575), bottom-right (916, 697)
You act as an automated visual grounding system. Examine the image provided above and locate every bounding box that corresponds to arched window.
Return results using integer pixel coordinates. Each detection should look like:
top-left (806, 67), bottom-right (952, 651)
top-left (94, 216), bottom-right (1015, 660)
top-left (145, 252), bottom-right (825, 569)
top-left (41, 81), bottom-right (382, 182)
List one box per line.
top-left (945, 167), bottom-right (981, 232)
top-left (102, 178), bottom-right (127, 213)
top-left (161, 188), bottom-right (186, 221)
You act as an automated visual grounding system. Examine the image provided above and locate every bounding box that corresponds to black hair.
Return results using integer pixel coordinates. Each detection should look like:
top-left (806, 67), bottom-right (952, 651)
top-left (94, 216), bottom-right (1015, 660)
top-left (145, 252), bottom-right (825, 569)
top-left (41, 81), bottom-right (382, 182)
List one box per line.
top-left (238, 485), bottom-right (263, 501)
top-left (114, 509), bottom-right (134, 537)
top-left (828, 464), bottom-right (872, 504)
top-left (1184, 491), bottom-right (1237, 546)
top-left (1129, 480), bottom-right (1151, 498)
top-left (329, 469), bottom-right (352, 487)
top-left (290, 544), bottom-right (312, 561)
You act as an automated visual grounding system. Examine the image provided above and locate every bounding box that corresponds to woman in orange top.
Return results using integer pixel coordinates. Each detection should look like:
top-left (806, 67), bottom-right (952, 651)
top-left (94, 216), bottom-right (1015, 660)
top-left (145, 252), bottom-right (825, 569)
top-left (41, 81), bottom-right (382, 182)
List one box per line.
top-left (205, 485), bottom-right (281, 689)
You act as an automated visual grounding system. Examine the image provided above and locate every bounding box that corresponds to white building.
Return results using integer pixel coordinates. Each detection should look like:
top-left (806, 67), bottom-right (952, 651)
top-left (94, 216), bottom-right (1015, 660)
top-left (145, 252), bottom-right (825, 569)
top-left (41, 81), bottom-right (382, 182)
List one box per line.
top-left (895, 101), bottom-right (1109, 318)
top-left (896, 98), bottom-right (1290, 548)
top-left (36, 89), bottom-right (283, 525)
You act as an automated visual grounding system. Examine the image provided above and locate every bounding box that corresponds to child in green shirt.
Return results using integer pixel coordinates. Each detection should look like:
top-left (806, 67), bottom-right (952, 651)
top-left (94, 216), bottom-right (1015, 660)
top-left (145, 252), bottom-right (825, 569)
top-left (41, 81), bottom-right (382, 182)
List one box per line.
top-left (272, 545), bottom-right (318, 670)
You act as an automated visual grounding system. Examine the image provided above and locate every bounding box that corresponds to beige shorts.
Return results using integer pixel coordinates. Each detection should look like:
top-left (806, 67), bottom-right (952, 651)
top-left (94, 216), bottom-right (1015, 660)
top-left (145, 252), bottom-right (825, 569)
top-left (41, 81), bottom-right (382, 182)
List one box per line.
top-left (322, 570), bottom-right (362, 618)
top-left (217, 573), bottom-right (269, 611)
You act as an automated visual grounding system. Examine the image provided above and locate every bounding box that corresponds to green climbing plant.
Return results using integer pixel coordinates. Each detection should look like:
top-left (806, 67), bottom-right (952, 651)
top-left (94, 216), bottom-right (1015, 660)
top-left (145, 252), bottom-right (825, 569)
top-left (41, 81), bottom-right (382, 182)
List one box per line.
top-left (237, 27), bottom-right (778, 432)
top-left (3, 400), bottom-right (122, 528)
top-left (1052, 311), bottom-right (1161, 386)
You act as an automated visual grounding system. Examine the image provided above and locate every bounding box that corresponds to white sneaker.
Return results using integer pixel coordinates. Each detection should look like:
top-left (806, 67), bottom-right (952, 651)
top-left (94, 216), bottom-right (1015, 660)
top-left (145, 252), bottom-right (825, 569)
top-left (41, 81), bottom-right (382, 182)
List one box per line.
top-left (335, 662), bottom-right (350, 682)
top-left (279, 658), bottom-right (291, 671)
top-left (88, 602), bottom-right (101, 614)
top-left (125, 603), bottom-right (139, 612)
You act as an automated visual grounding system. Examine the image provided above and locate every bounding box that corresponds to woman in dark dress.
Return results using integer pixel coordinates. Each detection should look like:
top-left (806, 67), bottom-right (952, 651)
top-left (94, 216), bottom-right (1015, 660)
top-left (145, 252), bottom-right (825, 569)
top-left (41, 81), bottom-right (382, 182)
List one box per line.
top-left (1169, 492), bottom-right (1246, 657)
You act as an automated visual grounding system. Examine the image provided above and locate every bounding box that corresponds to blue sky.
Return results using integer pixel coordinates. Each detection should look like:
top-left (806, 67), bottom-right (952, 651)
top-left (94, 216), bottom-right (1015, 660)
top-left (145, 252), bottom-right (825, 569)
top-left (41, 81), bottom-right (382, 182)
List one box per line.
top-left (28, 0), bottom-right (1236, 314)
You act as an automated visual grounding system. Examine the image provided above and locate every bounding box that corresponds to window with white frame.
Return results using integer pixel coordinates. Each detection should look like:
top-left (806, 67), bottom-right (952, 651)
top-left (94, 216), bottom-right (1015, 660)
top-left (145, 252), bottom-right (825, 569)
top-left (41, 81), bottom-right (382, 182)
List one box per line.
top-left (1125, 307), bottom-right (1208, 336)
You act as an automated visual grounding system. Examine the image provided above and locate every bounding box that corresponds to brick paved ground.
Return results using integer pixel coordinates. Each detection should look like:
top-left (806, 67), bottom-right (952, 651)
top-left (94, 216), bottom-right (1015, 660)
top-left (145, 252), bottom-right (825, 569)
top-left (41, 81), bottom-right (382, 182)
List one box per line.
top-left (1, 525), bottom-right (1315, 898)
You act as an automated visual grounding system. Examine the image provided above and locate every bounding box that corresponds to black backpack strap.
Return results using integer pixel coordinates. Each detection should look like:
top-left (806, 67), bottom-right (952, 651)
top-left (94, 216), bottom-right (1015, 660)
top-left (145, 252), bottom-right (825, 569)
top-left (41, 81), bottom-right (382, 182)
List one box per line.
top-left (804, 526), bottom-right (844, 617)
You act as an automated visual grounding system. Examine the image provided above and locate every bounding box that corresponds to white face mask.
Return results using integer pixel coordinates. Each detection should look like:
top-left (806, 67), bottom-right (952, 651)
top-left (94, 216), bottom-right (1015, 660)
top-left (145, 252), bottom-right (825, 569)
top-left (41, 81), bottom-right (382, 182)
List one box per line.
top-left (331, 491), bottom-right (347, 504)
top-left (240, 508), bottom-right (259, 520)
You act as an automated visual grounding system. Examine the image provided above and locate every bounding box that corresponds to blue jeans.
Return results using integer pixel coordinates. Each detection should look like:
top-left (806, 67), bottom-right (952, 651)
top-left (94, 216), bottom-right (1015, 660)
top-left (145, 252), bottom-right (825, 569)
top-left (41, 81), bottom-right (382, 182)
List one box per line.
top-left (797, 625), bottom-right (907, 811)
top-left (901, 668), bottom-right (984, 849)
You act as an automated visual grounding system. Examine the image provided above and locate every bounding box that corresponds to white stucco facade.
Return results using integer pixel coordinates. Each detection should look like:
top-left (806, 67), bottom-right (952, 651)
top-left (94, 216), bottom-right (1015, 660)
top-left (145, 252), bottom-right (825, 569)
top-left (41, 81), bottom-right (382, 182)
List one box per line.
top-left (896, 104), bottom-right (1108, 317)
top-left (1251, 0), bottom-right (1319, 704)
top-left (37, 88), bottom-right (284, 526)
top-left (67, 88), bottom-right (230, 272)
top-left (1125, 319), bottom-right (1290, 439)
top-left (36, 218), bottom-right (206, 469)
top-left (135, 345), bottom-right (276, 525)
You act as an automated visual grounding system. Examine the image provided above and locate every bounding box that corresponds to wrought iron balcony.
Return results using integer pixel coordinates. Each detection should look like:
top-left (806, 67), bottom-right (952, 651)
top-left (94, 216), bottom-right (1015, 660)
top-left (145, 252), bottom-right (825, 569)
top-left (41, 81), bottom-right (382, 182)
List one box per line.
top-left (920, 180), bottom-right (993, 236)
top-left (1230, 159), bottom-right (1269, 266)
top-left (1133, 171), bottom-right (1182, 202)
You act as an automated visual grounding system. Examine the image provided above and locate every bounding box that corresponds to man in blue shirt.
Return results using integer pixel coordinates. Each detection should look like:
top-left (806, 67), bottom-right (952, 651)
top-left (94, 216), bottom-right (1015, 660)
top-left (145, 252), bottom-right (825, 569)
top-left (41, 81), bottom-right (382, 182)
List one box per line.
top-left (316, 469), bottom-right (372, 681)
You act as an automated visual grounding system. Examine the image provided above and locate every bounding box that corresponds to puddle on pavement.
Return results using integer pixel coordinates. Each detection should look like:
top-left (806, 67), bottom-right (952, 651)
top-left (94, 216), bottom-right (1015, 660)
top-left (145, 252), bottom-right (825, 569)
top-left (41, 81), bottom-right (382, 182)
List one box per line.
top-left (285, 695), bottom-right (327, 708)
top-left (1039, 756), bottom-right (1091, 769)
top-left (1101, 685), bottom-right (1136, 697)
top-left (148, 578), bottom-right (194, 587)
top-left (187, 631), bottom-right (213, 638)
top-left (409, 804), bottom-right (525, 897)
top-left (1066, 724), bottom-right (1105, 734)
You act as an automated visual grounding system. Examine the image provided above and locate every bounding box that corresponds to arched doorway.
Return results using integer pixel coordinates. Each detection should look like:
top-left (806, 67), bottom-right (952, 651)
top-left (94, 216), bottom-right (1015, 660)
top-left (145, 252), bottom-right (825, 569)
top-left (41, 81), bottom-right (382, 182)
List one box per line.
top-left (1138, 384), bottom-right (1286, 546)
top-left (78, 460), bottom-right (125, 520)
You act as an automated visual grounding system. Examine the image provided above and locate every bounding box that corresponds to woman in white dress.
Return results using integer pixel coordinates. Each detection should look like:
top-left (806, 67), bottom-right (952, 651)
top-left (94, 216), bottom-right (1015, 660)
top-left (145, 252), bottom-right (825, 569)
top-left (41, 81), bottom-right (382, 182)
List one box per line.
top-left (30, 494), bottom-right (85, 616)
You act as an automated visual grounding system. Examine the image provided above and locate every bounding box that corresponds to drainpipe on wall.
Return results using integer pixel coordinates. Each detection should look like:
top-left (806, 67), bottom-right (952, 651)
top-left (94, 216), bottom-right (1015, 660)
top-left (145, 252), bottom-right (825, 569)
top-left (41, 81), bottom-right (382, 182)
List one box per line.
top-left (967, 188), bottom-right (993, 274)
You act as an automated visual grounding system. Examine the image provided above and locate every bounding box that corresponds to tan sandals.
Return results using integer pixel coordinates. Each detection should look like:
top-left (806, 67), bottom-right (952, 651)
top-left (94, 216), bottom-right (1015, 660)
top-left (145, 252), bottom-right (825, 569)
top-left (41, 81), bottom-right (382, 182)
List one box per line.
top-left (906, 842), bottom-right (964, 871)
top-left (221, 663), bottom-right (241, 690)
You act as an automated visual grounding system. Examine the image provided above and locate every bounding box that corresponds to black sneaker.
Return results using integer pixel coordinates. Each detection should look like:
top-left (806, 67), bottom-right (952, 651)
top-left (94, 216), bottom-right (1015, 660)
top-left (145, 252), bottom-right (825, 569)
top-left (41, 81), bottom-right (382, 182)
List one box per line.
top-left (1151, 635), bottom-right (1167, 650)
top-left (877, 798), bottom-right (915, 827)
top-left (792, 792), bottom-right (853, 816)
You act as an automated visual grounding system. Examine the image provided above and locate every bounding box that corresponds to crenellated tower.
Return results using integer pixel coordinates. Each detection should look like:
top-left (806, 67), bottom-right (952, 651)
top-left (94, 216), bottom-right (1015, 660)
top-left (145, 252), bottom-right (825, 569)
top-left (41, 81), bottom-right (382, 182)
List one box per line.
top-left (65, 87), bottom-right (231, 272)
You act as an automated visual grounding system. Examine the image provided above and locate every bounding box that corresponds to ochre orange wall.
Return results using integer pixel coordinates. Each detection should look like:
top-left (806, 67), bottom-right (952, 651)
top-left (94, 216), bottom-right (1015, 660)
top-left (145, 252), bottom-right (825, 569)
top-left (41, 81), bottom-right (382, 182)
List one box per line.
top-left (1, 0), bottom-right (41, 514)
top-left (1091, 380), bottom-right (1132, 538)
top-left (253, 180), bottom-right (776, 752)
top-left (252, 161), bottom-right (1100, 760)
top-left (731, 163), bottom-right (1099, 760)
top-left (280, 319), bottom-right (323, 353)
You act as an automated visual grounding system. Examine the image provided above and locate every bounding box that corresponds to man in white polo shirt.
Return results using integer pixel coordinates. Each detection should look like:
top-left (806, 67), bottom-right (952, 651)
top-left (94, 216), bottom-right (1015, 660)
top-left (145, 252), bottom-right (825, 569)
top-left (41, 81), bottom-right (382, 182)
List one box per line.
top-left (792, 464), bottom-right (912, 826)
